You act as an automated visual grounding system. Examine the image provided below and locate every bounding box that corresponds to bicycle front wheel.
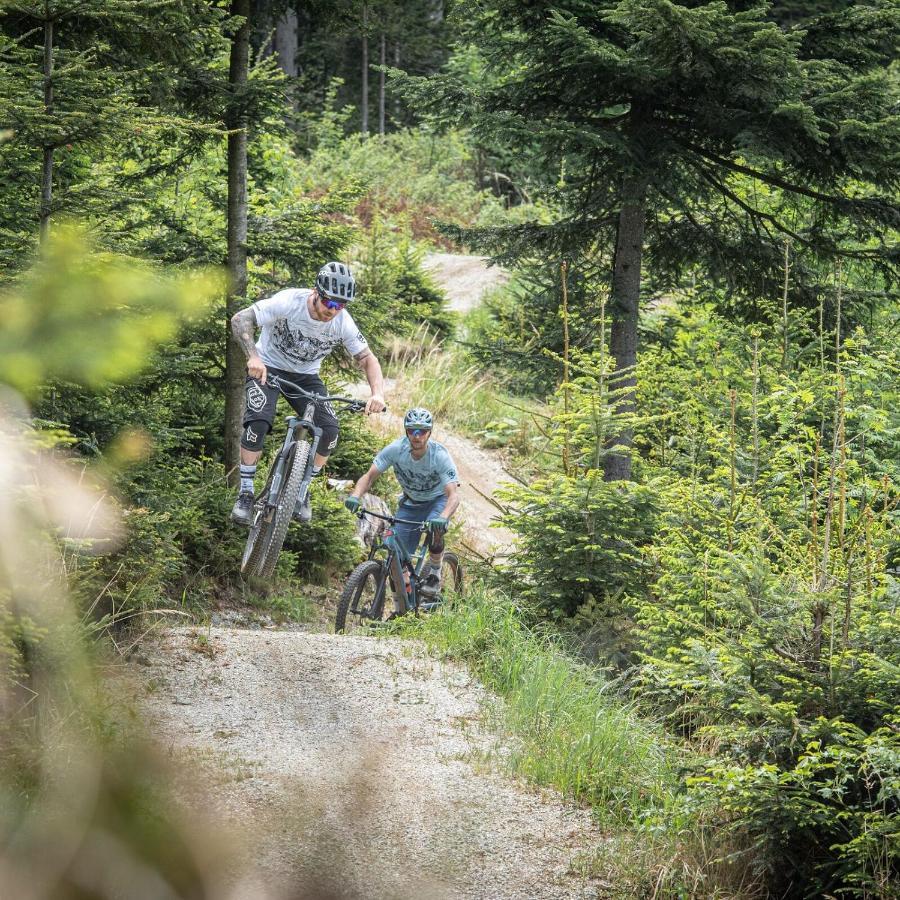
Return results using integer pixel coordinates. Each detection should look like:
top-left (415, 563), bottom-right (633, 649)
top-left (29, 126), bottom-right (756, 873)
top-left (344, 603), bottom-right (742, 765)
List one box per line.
top-left (241, 473), bottom-right (278, 578)
top-left (335, 559), bottom-right (390, 633)
top-left (257, 438), bottom-right (310, 579)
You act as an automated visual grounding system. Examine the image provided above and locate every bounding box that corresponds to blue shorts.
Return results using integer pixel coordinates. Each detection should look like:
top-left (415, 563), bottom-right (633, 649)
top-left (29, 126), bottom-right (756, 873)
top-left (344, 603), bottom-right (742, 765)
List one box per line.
top-left (393, 495), bottom-right (447, 558)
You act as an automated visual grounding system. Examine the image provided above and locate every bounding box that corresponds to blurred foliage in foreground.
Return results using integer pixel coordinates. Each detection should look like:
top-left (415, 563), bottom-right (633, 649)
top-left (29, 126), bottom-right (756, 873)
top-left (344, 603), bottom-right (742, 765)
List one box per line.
top-left (0, 226), bottom-right (219, 394)
top-left (0, 227), bottom-right (236, 896)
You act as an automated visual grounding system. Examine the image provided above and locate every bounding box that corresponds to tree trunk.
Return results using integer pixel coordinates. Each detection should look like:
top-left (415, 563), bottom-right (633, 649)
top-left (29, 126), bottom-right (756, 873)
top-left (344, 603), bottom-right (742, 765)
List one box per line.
top-left (224, 0), bottom-right (251, 487)
top-left (273, 9), bottom-right (298, 78)
top-left (393, 43), bottom-right (401, 121)
top-left (361, 6), bottom-right (369, 135)
top-left (603, 170), bottom-right (648, 482)
top-left (40, 15), bottom-right (54, 244)
top-left (378, 33), bottom-right (385, 135)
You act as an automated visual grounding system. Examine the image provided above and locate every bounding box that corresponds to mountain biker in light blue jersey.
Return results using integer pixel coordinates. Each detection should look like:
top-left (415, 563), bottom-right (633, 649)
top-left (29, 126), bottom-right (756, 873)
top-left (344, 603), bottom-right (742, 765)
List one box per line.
top-left (345, 407), bottom-right (460, 597)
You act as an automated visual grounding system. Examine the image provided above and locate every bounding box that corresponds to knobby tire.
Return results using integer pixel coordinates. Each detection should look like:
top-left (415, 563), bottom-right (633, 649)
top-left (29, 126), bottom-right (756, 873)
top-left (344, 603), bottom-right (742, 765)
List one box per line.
top-left (241, 468), bottom-right (279, 577)
top-left (258, 439), bottom-right (310, 579)
top-left (335, 559), bottom-right (386, 633)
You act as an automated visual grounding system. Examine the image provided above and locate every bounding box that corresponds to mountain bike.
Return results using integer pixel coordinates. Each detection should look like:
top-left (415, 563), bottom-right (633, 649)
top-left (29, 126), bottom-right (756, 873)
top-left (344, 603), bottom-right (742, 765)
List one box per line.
top-left (240, 376), bottom-right (365, 578)
top-left (334, 508), bottom-right (464, 633)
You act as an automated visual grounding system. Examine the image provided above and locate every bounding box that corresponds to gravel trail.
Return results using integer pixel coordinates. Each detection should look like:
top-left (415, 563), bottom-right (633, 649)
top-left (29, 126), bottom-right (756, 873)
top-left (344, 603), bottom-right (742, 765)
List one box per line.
top-left (138, 254), bottom-right (600, 898)
top-left (142, 628), bottom-right (605, 899)
top-left (423, 253), bottom-right (508, 314)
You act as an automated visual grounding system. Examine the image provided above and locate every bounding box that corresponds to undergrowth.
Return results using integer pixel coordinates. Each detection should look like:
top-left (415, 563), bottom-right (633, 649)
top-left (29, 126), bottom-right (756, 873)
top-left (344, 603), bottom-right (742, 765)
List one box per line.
top-left (386, 327), bottom-right (550, 461)
top-left (397, 584), bottom-right (678, 825)
top-left (395, 584), bottom-right (769, 897)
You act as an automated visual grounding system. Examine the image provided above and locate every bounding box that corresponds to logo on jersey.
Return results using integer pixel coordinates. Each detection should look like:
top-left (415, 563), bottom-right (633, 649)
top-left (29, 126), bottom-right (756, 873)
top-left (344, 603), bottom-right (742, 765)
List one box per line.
top-left (247, 382), bottom-right (267, 412)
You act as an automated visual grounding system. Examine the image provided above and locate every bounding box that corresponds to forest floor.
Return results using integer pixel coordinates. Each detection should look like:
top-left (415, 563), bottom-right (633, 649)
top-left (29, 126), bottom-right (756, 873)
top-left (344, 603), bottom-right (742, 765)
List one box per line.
top-left (132, 256), bottom-right (607, 898)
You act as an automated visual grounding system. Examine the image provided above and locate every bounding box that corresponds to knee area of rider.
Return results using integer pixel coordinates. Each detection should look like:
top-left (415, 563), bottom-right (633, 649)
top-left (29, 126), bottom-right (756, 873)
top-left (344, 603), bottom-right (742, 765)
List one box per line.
top-left (429, 532), bottom-right (446, 555)
top-left (240, 420), bottom-right (270, 451)
top-left (320, 423), bottom-right (339, 457)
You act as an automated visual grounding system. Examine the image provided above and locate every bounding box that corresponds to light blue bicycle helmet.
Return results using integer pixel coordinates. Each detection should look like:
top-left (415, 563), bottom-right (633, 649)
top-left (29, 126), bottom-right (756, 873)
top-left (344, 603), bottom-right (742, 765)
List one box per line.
top-left (403, 407), bottom-right (434, 430)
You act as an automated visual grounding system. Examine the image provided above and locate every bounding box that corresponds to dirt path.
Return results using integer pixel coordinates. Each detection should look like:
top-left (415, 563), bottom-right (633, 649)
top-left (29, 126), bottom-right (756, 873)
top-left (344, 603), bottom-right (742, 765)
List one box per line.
top-left (141, 628), bottom-right (604, 899)
top-left (423, 253), bottom-right (508, 314)
top-left (136, 255), bottom-right (604, 899)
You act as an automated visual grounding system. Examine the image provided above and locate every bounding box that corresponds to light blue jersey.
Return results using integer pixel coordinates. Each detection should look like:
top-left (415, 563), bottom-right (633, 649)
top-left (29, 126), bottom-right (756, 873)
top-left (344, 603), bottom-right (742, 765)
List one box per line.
top-left (373, 437), bottom-right (459, 502)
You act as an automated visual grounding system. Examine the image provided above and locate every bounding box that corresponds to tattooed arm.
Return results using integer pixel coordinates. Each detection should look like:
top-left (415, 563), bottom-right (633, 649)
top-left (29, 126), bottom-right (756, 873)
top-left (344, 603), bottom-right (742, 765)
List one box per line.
top-left (230, 307), bottom-right (267, 382)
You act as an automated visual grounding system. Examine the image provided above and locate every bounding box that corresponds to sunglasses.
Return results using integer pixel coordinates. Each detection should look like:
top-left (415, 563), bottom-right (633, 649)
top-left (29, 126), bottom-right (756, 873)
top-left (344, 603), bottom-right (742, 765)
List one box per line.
top-left (406, 428), bottom-right (431, 438)
top-left (321, 296), bottom-right (346, 311)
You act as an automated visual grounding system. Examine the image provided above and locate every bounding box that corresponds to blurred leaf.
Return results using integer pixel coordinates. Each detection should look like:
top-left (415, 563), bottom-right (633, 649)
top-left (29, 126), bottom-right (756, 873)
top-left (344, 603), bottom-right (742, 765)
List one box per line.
top-left (0, 225), bottom-right (223, 395)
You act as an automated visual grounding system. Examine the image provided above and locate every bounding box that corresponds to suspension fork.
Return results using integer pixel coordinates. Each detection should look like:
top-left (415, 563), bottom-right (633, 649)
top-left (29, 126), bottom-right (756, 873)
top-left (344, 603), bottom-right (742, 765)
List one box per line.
top-left (294, 404), bottom-right (322, 502)
top-left (269, 409), bottom-right (321, 505)
top-left (385, 539), bottom-right (411, 615)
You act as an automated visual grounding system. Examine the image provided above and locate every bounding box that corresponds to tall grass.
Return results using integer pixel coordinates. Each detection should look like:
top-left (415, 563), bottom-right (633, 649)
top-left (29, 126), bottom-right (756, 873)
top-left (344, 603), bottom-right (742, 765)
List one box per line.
top-left (399, 584), bottom-right (681, 826)
top-left (397, 586), bottom-right (766, 896)
top-left (386, 328), bottom-right (550, 460)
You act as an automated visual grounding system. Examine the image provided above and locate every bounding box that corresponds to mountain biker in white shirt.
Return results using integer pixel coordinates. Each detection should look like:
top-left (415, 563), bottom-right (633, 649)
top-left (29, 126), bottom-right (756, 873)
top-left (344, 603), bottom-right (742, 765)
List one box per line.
top-left (229, 261), bottom-right (386, 525)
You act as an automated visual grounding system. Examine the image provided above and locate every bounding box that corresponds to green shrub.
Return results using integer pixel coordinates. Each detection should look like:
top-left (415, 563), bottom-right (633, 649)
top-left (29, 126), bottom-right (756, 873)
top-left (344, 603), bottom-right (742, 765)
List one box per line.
top-left (691, 720), bottom-right (900, 898)
top-left (69, 456), bottom-right (246, 615)
top-left (497, 471), bottom-right (658, 618)
top-left (281, 479), bottom-right (364, 583)
top-left (349, 224), bottom-right (455, 352)
top-left (295, 126), bottom-right (508, 239)
top-left (326, 411), bottom-right (380, 481)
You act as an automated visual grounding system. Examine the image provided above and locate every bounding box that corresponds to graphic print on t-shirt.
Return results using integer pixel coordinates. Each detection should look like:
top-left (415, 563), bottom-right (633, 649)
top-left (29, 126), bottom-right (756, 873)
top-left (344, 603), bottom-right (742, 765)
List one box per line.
top-left (271, 320), bottom-right (343, 364)
top-left (252, 288), bottom-right (369, 375)
top-left (374, 438), bottom-right (459, 502)
top-left (392, 464), bottom-right (444, 496)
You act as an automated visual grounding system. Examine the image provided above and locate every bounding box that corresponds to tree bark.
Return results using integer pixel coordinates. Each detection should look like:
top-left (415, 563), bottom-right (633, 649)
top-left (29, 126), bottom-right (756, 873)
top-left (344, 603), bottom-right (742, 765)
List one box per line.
top-left (603, 170), bottom-right (648, 482)
top-left (40, 14), bottom-right (54, 244)
top-left (224, 0), bottom-right (251, 487)
top-left (393, 43), bottom-right (401, 122)
top-left (378, 32), bottom-right (385, 135)
top-left (361, 5), bottom-right (369, 135)
top-left (273, 9), bottom-right (298, 78)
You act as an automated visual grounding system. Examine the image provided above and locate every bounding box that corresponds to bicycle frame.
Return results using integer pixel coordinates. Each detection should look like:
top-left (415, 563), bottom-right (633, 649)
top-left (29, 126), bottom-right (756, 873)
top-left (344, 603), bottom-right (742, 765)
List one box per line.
top-left (362, 510), bottom-right (437, 614)
top-left (261, 377), bottom-right (361, 514)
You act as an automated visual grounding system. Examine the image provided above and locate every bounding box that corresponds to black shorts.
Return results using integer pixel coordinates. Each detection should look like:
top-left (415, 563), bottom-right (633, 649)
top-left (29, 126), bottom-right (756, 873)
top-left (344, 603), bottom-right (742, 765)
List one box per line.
top-left (241, 368), bottom-right (339, 453)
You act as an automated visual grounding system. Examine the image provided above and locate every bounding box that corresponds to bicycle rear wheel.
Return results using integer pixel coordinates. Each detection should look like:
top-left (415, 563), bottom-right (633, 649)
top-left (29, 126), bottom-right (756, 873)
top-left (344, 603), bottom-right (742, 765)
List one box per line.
top-left (335, 559), bottom-right (390, 633)
top-left (438, 551), bottom-right (464, 601)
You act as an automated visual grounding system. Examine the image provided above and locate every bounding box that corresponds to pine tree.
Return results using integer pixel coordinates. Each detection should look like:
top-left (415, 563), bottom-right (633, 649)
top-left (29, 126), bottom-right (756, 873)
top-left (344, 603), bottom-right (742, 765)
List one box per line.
top-left (0, 0), bottom-right (227, 263)
top-left (403, 0), bottom-right (899, 480)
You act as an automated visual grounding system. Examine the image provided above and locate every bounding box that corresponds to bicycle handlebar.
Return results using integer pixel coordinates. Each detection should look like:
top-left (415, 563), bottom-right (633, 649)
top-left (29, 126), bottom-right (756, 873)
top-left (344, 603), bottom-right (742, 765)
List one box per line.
top-left (356, 508), bottom-right (428, 528)
top-left (266, 375), bottom-right (375, 412)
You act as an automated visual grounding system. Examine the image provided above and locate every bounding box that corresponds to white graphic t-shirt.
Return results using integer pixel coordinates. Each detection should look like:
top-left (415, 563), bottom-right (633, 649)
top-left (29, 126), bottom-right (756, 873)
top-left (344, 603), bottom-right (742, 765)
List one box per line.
top-left (252, 288), bottom-right (368, 374)
top-left (374, 438), bottom-right (459, 502)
